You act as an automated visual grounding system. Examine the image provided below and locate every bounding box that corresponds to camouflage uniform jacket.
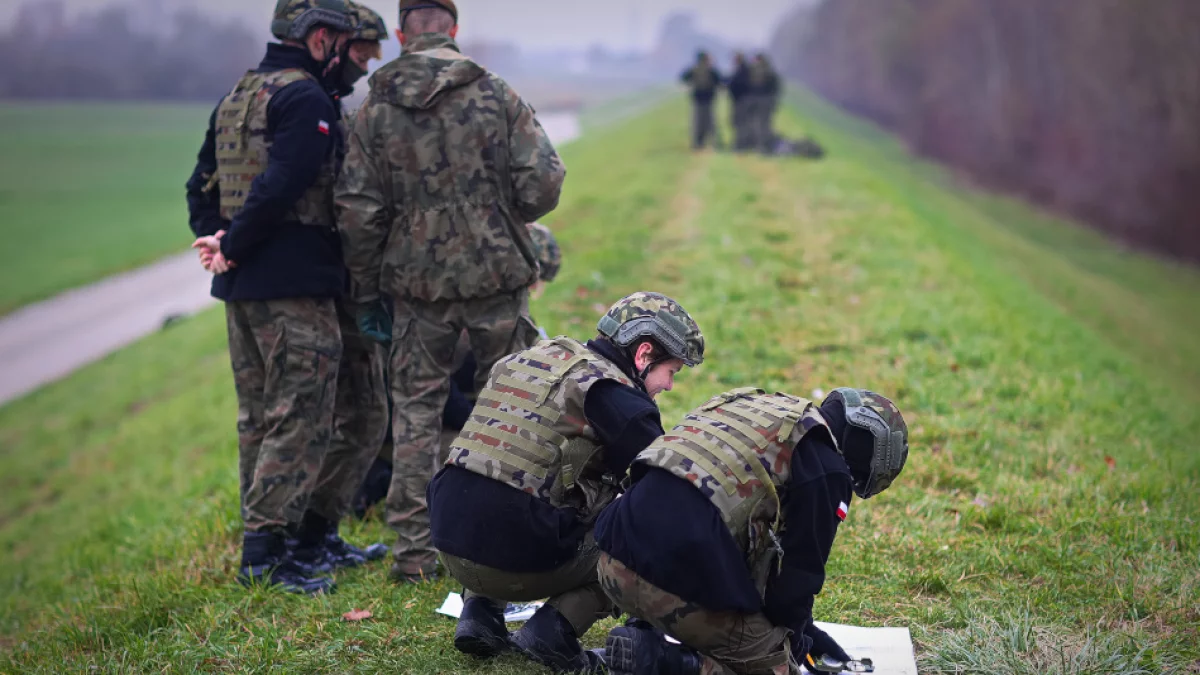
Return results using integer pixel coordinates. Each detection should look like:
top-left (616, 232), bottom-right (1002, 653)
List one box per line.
top-left (335, 33), bottom-right (566, 303)
top-left (633, 388), bottom-right (834, 595)
top-left (447, 337), bottom-right (635, 519)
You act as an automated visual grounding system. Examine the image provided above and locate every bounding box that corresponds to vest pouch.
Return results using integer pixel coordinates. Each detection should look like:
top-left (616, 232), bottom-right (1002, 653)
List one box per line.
top-left (747, 517), bottom-right (783, 600)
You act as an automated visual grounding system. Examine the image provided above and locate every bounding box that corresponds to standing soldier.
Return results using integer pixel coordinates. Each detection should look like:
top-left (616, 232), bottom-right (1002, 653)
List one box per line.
top-left (430, 293), bottom-right (705, 672)
top-left (186, 0), bottom-right (355, 595)
top-left (680, 50), bottom-right (724, 151)
top-left (595, 388), bottom-right (910, 674)
top-left (335, 0), bottom-right (566, 584)
top-left (284, 0), bottom-right (394, 577)
top-left (727, 53), bottom-right (752, 151)
top-left (350, 221), bottom-right (564, 519)
top-left (757, 53), bottom-right (782, 153)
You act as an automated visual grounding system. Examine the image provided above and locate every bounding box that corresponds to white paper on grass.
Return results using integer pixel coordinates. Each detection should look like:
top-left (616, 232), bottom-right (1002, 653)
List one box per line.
top-left (437, 593), bottom-right (918, 674)
top-left (436, 591), bottom-right (541, 623)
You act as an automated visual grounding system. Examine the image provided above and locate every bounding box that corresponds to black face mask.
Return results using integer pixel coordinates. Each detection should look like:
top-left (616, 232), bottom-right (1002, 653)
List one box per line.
top-left (341, 57), bottom-right (368, 89)
top-left (324, 42), bottom-right (367, 95)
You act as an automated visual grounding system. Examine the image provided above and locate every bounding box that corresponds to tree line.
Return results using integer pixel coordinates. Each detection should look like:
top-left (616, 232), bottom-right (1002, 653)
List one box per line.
top-left (772, 0), bottom-right (1200, 262)
top-left (0, 1), bottom-right (259, 102)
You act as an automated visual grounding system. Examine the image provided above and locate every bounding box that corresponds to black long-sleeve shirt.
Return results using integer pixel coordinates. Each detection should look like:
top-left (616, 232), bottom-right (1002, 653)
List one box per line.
top-left (184, 43), bottom-right (345, 302)
top-left (593, 433), bottom-right (853, 658)
top-left (728, 65), bottom-right (752, 101)
top-left (428, 339), bottom-right (663, 572)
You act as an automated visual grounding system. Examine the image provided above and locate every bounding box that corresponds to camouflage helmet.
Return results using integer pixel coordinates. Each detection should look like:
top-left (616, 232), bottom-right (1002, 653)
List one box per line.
top-left (346, 0), bottom-right (387, 42)
top-left (823, 388), bottom-right (909, 499)
top-left (597, 292), bottom-right (704, 367)
top-left (271, 0), bottom-right (353, 41)
top-left (526, 222), bottom-right (561, 283)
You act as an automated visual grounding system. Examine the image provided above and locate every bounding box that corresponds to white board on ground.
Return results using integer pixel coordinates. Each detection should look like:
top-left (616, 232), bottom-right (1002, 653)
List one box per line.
top-left (436, 592), bottom-right (918, 674)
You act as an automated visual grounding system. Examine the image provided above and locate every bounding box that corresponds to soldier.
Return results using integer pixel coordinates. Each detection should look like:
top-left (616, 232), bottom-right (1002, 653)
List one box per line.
top-left (747, 53), bottom-right (782, 154)
top-left (595, 388), bottom-right (910, 675)
top-left (350, 222), bottom-right (564, 518)
top-left (186, 0), bottom-right (357, 594)
top-left (681, 50), bottom-right (724, 151)
top-left (335, 0), bottom-right (566, 584)
top-left (284, 0), bottom-right (394, 578)
top-left (430, 293), bottom-right (705, 672)
top-left (728, 53), bottom-right (753, 151)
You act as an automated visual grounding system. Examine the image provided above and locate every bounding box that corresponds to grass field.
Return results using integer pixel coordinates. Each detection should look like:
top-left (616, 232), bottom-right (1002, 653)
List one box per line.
top-left (0, 103), bottom-right (209, 315)
top-left (2, 95), bottom-right (1199, 674)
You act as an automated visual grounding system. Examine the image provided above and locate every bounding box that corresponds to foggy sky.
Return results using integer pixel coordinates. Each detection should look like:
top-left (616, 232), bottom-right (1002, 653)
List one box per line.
top-left (1, 0), bottom-right (806, 51)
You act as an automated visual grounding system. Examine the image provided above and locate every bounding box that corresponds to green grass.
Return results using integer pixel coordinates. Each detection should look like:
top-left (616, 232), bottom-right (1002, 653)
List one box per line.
top-left (0, 103), bottom-right (209, 314)
top-left (2, 95), bottom-right (1199, 673)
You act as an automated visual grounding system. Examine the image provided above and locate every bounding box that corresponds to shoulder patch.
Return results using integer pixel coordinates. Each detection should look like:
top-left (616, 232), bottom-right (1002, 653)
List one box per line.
top-left (836, 501), bottom-right (849, 521)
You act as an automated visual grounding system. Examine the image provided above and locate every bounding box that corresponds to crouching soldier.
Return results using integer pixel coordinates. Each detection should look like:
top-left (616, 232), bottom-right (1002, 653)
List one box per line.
top-left (429, 292), bottom-right (706, 672)
top-left (595, 388), bottom-right (909, 674)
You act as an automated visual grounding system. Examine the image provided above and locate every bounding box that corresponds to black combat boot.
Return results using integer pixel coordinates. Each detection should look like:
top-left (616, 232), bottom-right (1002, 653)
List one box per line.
top-left (287, 512), bottom-right (335, 576)
top-left (453, 595), bottom-right (510, 658)
top-left (606, 622), bottom-right (702, 675)
top-left (510, 605), bottom-right (606, 673)
top-left (238, 531), bottom-right (335, 595)
top-left (324, 527), bottom-right (389, 568)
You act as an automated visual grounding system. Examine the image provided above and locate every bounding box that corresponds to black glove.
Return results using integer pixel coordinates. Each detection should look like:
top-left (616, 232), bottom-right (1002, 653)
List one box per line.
top-left (803, 623), bottom-right (851, 673)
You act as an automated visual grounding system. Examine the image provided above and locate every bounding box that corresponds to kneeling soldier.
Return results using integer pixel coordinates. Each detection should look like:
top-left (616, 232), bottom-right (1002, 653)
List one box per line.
top-left (595, 388), bottom-right (909, 675)
top-left (429, 292), bottom-right (705, 672)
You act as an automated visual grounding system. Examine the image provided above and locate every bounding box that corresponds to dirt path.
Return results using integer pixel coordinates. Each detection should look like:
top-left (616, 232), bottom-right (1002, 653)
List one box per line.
top-left (0, 113), bottom-right (582, 406)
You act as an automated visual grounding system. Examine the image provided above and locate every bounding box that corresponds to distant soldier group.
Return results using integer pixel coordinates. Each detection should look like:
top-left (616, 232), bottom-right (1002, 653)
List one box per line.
top-left (682, 50), bottom-right (824, 159)
top-left (184, 1), bottom-right (904, 673)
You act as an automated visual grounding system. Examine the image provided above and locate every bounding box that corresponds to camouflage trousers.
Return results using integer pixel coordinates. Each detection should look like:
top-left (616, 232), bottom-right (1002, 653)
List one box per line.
top-left (386, 291), bottom-right (539, 576)
top-left (597, 553), bottom-right (799, 675)
top-left (310, 300), bottom-right (389, 522)
top-left (732, 99), bottom-right (752, 151)
top-left (441, 533), bottom-right (614, 636)
top-left (693, 100), bottom-right (718, 150)
top-left (229, 298), bottom-right (387, 533)
top-left (744, 95), bottom-right (773, 154)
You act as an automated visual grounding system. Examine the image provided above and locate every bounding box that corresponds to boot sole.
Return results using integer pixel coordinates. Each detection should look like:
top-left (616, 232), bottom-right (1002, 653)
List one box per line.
top-left (453, 622), bottom-right (509, 659)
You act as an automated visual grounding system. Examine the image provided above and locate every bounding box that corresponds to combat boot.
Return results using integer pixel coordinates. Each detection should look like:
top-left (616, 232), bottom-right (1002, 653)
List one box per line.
top-left (453, 595), bottom-right (510, 658)
top-left (510, 605), bottom-right (606, 673)
top-left (324, 529), bottom-right (388, 568)
top-left (606, 622), bottom-right (702, 675)
top-left (238, 531), bottom-right (335, 596)
top-left (287, 512), bottom-right (335, 576)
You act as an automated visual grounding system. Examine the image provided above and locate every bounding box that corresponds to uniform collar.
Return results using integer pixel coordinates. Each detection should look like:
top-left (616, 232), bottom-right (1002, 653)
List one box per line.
top-left (403, 33), bottom-right (460, 55)
top-left (586, 338), bottom-right (645, 391)
top-left (260, 42), bottom-right (324, 80)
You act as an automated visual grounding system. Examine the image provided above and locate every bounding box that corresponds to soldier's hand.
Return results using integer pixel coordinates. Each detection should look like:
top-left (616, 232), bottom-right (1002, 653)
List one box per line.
top-left (210, 252), bottom-right (236, 275)
top-left (353, 301), bottom-right (392, 345)
top-left (193, 231), bottom-right (234, 274)
top-left (804, 624), bottom-right (852, 673)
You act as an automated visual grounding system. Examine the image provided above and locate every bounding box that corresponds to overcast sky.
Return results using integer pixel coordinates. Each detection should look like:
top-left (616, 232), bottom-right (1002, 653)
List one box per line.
top-left (2, 0), bottom-right (808, 51)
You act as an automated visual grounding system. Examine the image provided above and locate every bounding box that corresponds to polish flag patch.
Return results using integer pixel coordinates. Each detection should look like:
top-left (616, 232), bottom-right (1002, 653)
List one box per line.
top-left (836, 501), bottom-right (849, 521)
top-left (317, 120), bottom-right (330, 135)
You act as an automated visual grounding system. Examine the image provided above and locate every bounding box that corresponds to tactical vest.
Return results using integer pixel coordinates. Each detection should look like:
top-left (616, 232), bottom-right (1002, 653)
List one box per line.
top-left (633, 388), bottom-right (834, 596)
top-left (748, 61), bottom-right (769, 89)
top-left (214, 69), bottom-right (338, 227)
top-left (691, 64), bottom-right (716, 92)
top-left (447, 337), bottom-right (636, 519)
